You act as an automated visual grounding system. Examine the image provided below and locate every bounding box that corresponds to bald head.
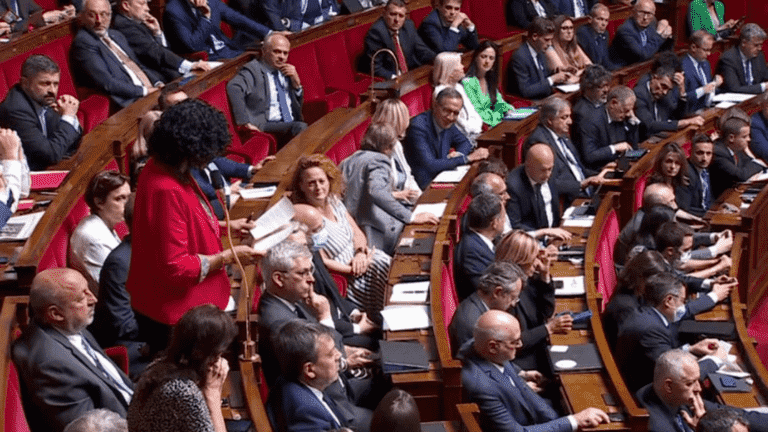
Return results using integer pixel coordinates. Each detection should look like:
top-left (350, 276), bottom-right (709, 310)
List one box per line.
top-left (263, 33), bottom-right (291, 70)
top-left (30, 268), bottom-right (96, 334)
top-left (524, 144), bottom-right (554, 184)
top-left (473, 310), bottom-right (522, 364)
top-left (643, 182), bottom-right (677, 210)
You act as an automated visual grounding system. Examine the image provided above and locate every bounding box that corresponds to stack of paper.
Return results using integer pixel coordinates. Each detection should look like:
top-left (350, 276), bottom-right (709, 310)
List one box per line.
top-left (505, 107), bottom-right (538, 120)
top-left (0, 211), bottom-right (44, 241)
top-left (389, 281), bottom-right (429, 303)
top-left (239, 185), bottom-right (277, 199)
top-left (249, 197), bottom-right (294, 246)
top-left (556, 83), bottom-right (580, 93)
top-left (713, 93), bottom-right (754, 103)
top-left (410, 202), bottom-right (447, 222)
top-left (381, 305), bottom-right (431, 331)
top-left (433, 165), bottom-right (470, 183)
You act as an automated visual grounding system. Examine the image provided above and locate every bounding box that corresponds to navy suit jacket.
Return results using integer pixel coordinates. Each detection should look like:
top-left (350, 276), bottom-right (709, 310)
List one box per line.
top-left (576, 24), bottom-right (617, 71)
top-left (508, 42), bottom-right (552, 100)
top-left (459, 343), bottom-right (573, 432)
top-left (634, 74), bottom-right (686, 139)
top-left (608, 18), bottom-right (670, 68)
top-left (751, 111), bottom-right (768, 162)
top-left (0, 84), bottom-right (81, 170)
top-left (553, 0), bottom-right (595, 18)
top-left (417, 9), bottom-right (478, 54)
top-left (267, 377), bottom-right (352, 432)
top-left (191, 156), bottom-right (251, 220)
top-left (602, 292), bottom-right (640, 348)
top-left (716, 46), bottom-right (768, 94)
top-left (362, 17), bottom-right (435, 78)
top-left (505, 0), bottom-right (556, 29)
top-left (449, 292), bottom-right (486, 356)
top-left (12, 323), bottom-right (132, 432)
top-left (111, 13), bottom-right (184, 82)
top-left (709, 140), bottom-right (764, 199)
top-left (506, 165), bottom-right (561, 232)
top-left (615, 298), bottom-right (717, 393)
top-left (70, 28), bottom-right (164, 108)
top-left (681, 53), bottom-right (713, 113)
top-left (163, 0), bottom-right (269, 59)
top-left (510, 277), bottom-right (555, 371)
top-left (454, 231), bottom-right (495, 301)
top-left (675, 161), bottom-right (708, 217)
top-left (574, 100), bottom-right (639, 170)
top-left (256, 0), bottom-right (337, 32)
top-left (636, 384), bottom-right (768, 432)
top-left (403, 111), bottom-right (472, 189)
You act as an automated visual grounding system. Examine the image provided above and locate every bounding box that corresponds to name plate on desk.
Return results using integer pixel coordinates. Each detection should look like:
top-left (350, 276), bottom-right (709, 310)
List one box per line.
top-left (390, 281), bottom-right (429, 303)
top-left (432, 166), bottom-right (470, 183)
top-left (549, 343), bottom-right (603, 372)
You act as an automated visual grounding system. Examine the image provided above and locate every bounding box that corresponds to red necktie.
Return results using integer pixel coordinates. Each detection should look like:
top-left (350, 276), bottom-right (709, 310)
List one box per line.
top-left (393, 32), bottom-right (408, 74)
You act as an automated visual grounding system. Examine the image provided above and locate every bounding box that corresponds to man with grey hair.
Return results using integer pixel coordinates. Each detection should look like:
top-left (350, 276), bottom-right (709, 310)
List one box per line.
top-left (63, 409), bottom-right (128, 432)
top-left (525, 97), bottom-right (603, 204)
top-left (13, 268), bottom-right (133, 432)
top-left (717, 23), bottom-right (768, 94)
top-left (697, 408), bottom-right (750, 432)
top-left (459, 310), bottom-right (609, 431)
top-left (462, 172), bottom-right (512, 236)
top-left (576, 84), bottom-right (639, 170)
top-left (404, 87), bottom-right (488, 189)
top-left (637, 349), bottom-right (768, 432)
top-left (683, 31), bottom-right (723, 113)
top-left (449, 262), bottom-right (524, 355)
top-left (608, 0), bottom-right (673, 68)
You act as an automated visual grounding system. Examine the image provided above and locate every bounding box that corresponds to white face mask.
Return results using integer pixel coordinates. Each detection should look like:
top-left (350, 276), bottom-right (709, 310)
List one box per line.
top-left (675, 250), bottom-right (692, 267)
top-left (673, 304), bottom-right (687, 322)
top-left (310, 225), bottom-right (329, 251)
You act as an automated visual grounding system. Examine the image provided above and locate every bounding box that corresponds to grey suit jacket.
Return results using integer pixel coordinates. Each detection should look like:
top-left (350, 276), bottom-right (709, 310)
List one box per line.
top-left (12, 322), bottom-right (132, 432)
top-left (226, 58), bottom-right (304, 128)
top-left (449, 292), bottom-right (486, 356)
top-left (340, 150), bottom-right (411, 255)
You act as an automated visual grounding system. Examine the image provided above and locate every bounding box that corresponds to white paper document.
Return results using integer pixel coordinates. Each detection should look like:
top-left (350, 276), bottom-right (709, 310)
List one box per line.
top-left (410, 202), bottom-right (447, 222)
top-left (713, 93), bottom-right (754, 103)
top-left (432, 165), bottom-right (470, 183)
top-left (252, 224), bottom-right (294, 252)
top-left (249, 197), bottom-right (294, 241)
top-left (238, 186), bottom-right (277, 200)
top-left (554, 276), bottom-right (586, 296)
top-left (381, 305), bottom-right (431, 331)
top-left (556, 84), bottom-right (580, 93)
top-left (389, 281), bottom-right (430, 303)
top-left (715, 101), bottom-right (736, 109)
top-left (0, 211), bottom-right (44, 241)
top-left (562, 216), bottom-right (594, 227)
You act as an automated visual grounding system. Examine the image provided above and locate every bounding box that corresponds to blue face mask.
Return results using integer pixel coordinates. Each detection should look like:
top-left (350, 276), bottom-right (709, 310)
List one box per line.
top-left (673, 304), bottom-right (687, 322)
top-left (311, 225), bottom-right (329, 251)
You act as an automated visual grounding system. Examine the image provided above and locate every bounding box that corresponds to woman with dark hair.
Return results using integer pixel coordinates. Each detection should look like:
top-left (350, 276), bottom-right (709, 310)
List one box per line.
top-left (648, 142), bottom-right (689, 190)
top-left (370, 389), bottom-right (421, 432)
top-left (340, 123), bottom-right (438, 255)
top-left (545, 15), bottom-right (592, 83)
top-left (70, 170), bottom-right (130, 288)
top-left (128, 304), bottom-right (236, 432)
top-left (462, 40), bottom-right (513, 128)
top-left (290, 153), bottom-right (391, 317)
top-left (126, 99), bottom-right (258, 353)
top-left (602, 250), bottom-right (669, 347)
top-left (623, 204), bottom-right (678, 264)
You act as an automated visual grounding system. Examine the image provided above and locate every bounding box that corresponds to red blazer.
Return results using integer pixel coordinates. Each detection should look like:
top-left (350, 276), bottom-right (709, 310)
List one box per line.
top-left (126, 158), bottom-right (229, 325)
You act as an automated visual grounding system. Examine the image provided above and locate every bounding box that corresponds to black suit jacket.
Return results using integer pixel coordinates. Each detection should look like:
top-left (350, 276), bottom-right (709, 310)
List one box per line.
top-left (602, 292), bottom-right (640, 348)
top-left (417, 9), bottom-right (478, 54)
top-left (0, 0), bottom-right (41, 33)
top-left (576, 25), bottom-right (617, 70)
top-left (111, 13), bottom-right (184, 82)
top-left (506, 165), bottom-right (561, 232)
top-left (453, 231), bottom-right (495, 301)
top-left (70, 28), bottom-right (165, 108)
top-left (634, 74), bottom-right (686, 140)
top-left (362, 17), bottom-right (435, 78)
top-left (449, 292), bottom-right (486, 356)
top-left (506, 0), bottom-right (556, 29)
top-left (510, 277), bottom-right (555, 372)
top-left (508, 42), bottom-right (553, 100)
top-left (716, 46), bottom-right (768, 95)
top-left (709, 140), bottom-right (764, 199)
top-left (12, 323), bottom-right (132, 432)
top-left (675, 160), bottom-right (708, 217)
top-left (0, 84), bottom-right (81, 170)
top-left (574, 100), bottom-right (639, 170)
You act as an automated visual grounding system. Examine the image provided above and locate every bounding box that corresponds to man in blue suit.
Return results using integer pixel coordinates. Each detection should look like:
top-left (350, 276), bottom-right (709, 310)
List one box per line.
top-left (716, 24), bottom-right (768, 95)
top-left (256, 0), bottom-right (338, 32)
top-left (163, 0), bottom-right (270, 60)
top-left (507, 17), bottom-right (571, 100)
top-left (576, 4), bottom-right (618, 70)
top-left (459, 310), bottom-right (610, 432)
top-left (267, 321), bottom-right (355, 432)
top-left (576, 85), bottom-right (639, 170)
top-left (553, 0), bottom-right (595, 19)
top-left (710, 115), bottom-right (766, 199)
top-left (404, 87), bottom-right (488, 189)
top-left (751, 92), bottom-right (768, 163)
top-left (637, 349), bottom-right (768, 432)
top-left (608, 0), bottom-right (674, 68)
top-left (682, 31), bottom-right (723, 113)
top-left (417, 0), bottom-right (478, 54)
top-left (454, 193), bottom-right (505, 301)
top-left (615, 272), bottom-right (732, 393)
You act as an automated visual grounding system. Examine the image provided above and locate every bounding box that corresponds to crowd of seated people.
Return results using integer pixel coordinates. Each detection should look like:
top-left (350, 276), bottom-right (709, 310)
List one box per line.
top-left (9, 1), bottom-right (768, 431)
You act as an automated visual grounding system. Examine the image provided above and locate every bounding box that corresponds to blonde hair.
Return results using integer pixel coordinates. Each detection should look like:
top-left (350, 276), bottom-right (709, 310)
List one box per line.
top-left (372, 98), bottom-right (410, 138)
top-left (432, 52), bottom-right (463, 86)
top-left (495, 230), bottom-right (538, 267)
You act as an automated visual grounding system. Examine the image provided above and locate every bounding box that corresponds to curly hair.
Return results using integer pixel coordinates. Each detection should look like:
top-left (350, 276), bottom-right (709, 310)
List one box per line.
top-left (465, 40), bottom-right (502, 108)
top-left (649, 142), bottom-right (689, 189)
top-left (84, 170), bottom-right (129, 214)
top-left (147, 99), bottom-right (230, 174)
top-left (289, 154), bottom-right (345, 204)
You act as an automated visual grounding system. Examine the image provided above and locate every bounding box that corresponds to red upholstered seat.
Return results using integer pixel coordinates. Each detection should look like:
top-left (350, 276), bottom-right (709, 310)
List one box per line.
top-left (441, 262), bottom-right (458, 354)
top-left (409, 6), bottom-right (432, 28)
top-left (325, 134), bottom-right (357, 165)
top-left (466, 0), bottom-right (520, 40)
top-left (748, 296), bottom-right (768, 344)
top-left (634, 171), bottom-right (651, 213)
top-left (288, 44), bottom-right (352, 124)
top-left (104, 345), bottom-right (129, 375)
top-left (596, 209), bottom-right (619, 309)
top-left (316, 32), bottom-right (371, 107)
top-left (5, 362), bottom-right (31, 432)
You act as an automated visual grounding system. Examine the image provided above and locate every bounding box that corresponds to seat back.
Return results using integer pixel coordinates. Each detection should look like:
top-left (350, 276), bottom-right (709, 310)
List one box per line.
top-left (596, 209), bottom-right (619, 307)
top-left (2, 297), bottom-right (32, 432)
top-left (467, 0), bottom-right (509, 39)
top-left (409, 6), bottom-right (432, 28)
top-left (440, 262), bottom-right (458, 354)
top-left (316, 32), bottom-right (356, 89)
top-left (634, 171), bottom-right (651, 212)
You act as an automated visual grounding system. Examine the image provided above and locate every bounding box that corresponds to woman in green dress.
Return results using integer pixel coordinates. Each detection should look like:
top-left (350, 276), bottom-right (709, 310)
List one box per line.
top-left (689, 0), bottom-right (739, 39)
top-left (462, 40), bottom-right (513, 128)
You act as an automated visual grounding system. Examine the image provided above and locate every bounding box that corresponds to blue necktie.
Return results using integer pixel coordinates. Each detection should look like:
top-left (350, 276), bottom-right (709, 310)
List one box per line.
top-left (11, 0), bottom-right (19, 17)
top-left (39, 107), bottom-right (48, 137)
top-left (303, 0), bottom-right (321, 25)
top-left (640, 29), bottom-right (648, 47)
top-left (273, 70), bottom-right (294, 122)
top-left (81, 335), bottom-right (134, 397)
top-left (745, 59), bottom-right (754, 85)
top-left (675, 413), bottom-right (692, 432)
top-left (701, 169), bottom-right (712, 209)
top-left (322, 393), bottom-right (343, 428)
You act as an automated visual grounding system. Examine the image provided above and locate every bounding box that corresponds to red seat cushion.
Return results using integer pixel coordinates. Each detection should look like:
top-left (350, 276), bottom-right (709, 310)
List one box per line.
top-left (441, 263), bottom-right (458, 354)
top-left (5, 362), bottom-right (31, 432)
top-left (38, 195), bottom-right (90, 272)
top-left (596, 209), bottom-right (619, 309)
top-left (634, 171), bottom-right (650, 213)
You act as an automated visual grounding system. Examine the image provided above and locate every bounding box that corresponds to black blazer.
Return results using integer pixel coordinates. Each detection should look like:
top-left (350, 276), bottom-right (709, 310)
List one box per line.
top-left (362, 17), bottom-right (436, 78)
top-left (506, 165), bottom-right (561, 232)
top-left (111, 13), bottom-right (185, 82)
top-left (675, 160), bottom-right (708, 217)
top-left (506, 0), bottom-right (556, 29)
top-left (510, 277), bottom-right (555, 372)
top-left (573, 98), bottom-right (639, 170)
top-left (716, 46), bottom-right (768, 95)
top-left (453, 230), bottom-right (495, 301)
top-left (576, 25), bottom-right (616, 70)
top-left (507, 42), bottom-right (553, 100)
top-left (0, 0), bottom-right (41, 33)
top-left (634, 74), bottom-right (686, 140)
top-left (449, 292), bottom-right (486, 356)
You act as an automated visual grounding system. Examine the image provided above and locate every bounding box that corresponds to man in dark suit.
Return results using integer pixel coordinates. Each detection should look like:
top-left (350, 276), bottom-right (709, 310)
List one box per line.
top-left (112, 0), bottom-right (211, 83)
top-left (751, 91), bottom-right (768, 163)
top-left (571, 64), bottom-right (611, 136)
top-left (227, 33), bottom-right (307, 148)
top-left (449, 262), bottom-right (523, 355)
top-left (0, 54), bottom-right (81, 170)
top-left (454, 193), bottom-right (505, 300)
top-left (163, 0), bottom-right (270, 60)
top-left (524, 98), bottom-right (602, 205)
top-left (677, 134), bottom-right (715, 217)
top-left (71, 0), bottom-right (165, 108)
top-left (615, 272), bottom-right (731, 393)
top-left (417, 0), bottom-right (477, 54)
top-left (577, 4), bottom-right (617, 70)
top-left (576, 85), bottom-right (639, 170)
top-left (553, 0), bottom-right (595, 19)
top-left (256, 0), bottom-right (337, 32)
top-left (403, 87), bottom-right (488, 189)
top-left (634, 53), bottom-right (705, 140)
top-left (459, 310), bottom-right (610, 432)
top-left (608, 0), bottom-right (674, 68)
top-left (508, 16), bottom-right (570, 100)
top-left (637, 349), bottom-right (768, 432)
top-left (362, 0), bottom-right (436, 79)
top-left (12, 268), bottom-right (134, 432)
top-left (683, 31), bottom-right (722, 113)
top-left (267, 321), bottom-right (355, 432)
top-left (710, 115), bottom-right (765, 199)
top-left (716, 23), bottom-right (768, 95)
top-left (0, 0), bottom-right (73, 33)
top-left (506, 0), bottom-right (556, 30)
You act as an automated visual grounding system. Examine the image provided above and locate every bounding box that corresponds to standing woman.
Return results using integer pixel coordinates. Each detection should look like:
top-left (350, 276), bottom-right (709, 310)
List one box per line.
top-left (433, 51), bottom-right (484, 144)
top-left (462, 40), bottom-right (513, 128)
top-left (546, 15), bottom-right (592, 83)
top-left (371, 98), bottom-right (422, 204)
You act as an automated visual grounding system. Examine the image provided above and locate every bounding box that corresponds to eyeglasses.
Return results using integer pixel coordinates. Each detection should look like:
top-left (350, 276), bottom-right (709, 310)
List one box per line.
top-left (495, 337), bottom-right (523, 348)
